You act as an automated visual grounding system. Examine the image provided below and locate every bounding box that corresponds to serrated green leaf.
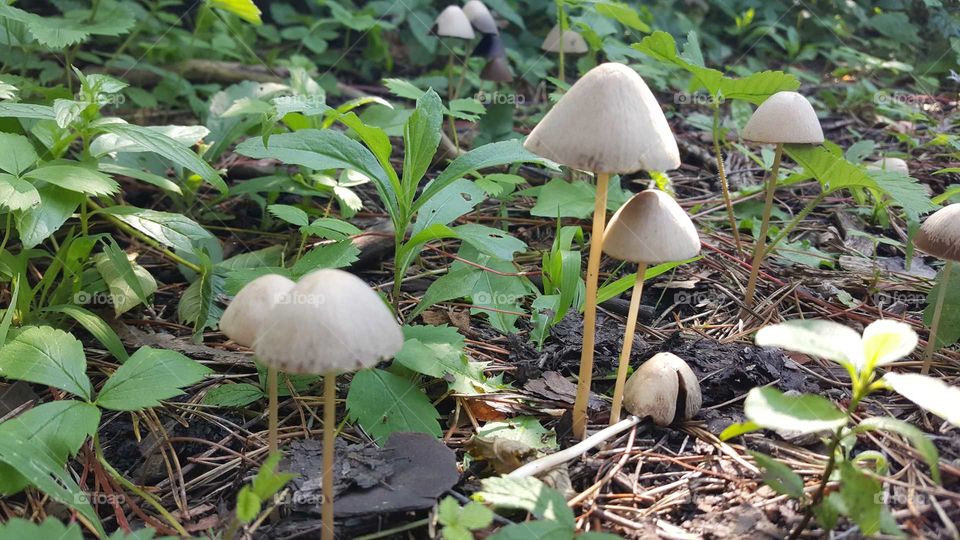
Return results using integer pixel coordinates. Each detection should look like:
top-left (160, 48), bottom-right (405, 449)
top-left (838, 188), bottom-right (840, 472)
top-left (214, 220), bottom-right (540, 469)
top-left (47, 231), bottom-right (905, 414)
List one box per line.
top-left (24, 163), bottom-right (119, 196)
top-left (96, 347), bottom-right (212, 411)
top-left (0, 326), bottom-right (90, 400)
top-left (346, 368), bottom-right (442, 443)
top-left (784, 144), bottom-right (878, 194)
top-left (401, 90), bottom-right (444, 205)
top-left (290, 239), bottom-right (359, 276)
top-left (267, 204), bottom-right (309, 227)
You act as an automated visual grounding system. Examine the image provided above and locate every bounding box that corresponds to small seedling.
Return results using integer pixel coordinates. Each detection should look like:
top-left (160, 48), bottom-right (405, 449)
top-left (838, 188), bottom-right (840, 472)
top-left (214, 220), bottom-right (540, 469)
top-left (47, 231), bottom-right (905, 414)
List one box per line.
top-left (723, 319), bottom-right (949, 537)
top-left (524, 62), bottom-right (681, 438)
top-left (224, 453), bottom-right (296, 540)
top-left (437, 496), bottom-right (494, 540)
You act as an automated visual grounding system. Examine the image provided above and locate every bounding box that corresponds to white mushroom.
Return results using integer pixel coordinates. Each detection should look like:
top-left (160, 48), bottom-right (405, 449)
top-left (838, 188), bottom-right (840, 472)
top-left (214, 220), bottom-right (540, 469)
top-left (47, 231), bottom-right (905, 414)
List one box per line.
top-left (219, 274), bottom-right (294, 348)
top-left (434, 5), bottom-right (475, 40)
top-left (541, 23), bottom-right (588, 54)
top-left (463, 0), bottom-right (498, 34)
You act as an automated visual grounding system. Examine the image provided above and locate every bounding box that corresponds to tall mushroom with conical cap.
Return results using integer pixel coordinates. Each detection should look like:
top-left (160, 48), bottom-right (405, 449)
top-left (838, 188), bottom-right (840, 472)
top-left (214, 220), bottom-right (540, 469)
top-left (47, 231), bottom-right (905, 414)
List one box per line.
top-left (542, 23), bottom-right (588, 82)
top-left (741, 91), bottom-right (824, 317)
top-left (603, 190), bottom-right (700, 424)
top-left (434, 5), bottom-right (475, 39)
top-left (915, 203), bottom-right (960, 374)
top-left (463, 0), bottom-right (498, 34)
top-left (524, 62), bottom-right (681, 438)
top-left (219, 274), bottom-right (295, 455)
top-left (622, 352), bottom-right (702, 426)
top-left (256, 269), bottom-right (402, 540)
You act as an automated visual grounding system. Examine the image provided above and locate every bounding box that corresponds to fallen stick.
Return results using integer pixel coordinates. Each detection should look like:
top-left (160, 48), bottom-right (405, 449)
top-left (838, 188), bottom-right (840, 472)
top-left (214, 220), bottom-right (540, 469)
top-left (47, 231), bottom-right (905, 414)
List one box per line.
top-left (508, 416), bottom-right (643, 478)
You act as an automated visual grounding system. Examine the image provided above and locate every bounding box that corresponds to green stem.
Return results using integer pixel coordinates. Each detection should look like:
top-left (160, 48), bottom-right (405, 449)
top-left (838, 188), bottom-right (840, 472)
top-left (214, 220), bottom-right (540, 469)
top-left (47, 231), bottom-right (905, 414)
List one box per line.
top-left (922, 261), bottom-right (952, 374)
top-left (712, 107), bottom-right (744, 256)
top-left (743, 143), bottom-right (783, 314)
top-left (556, 1), bottom-right (565, 83)
top-left (86, 199), bottom-right (202, 273)
top-left (93, 434), bottom-right (189, 537)
top-left (0, 213), bottom-right (11, 252)
top-left (763, 191), bottom-right (827, 259)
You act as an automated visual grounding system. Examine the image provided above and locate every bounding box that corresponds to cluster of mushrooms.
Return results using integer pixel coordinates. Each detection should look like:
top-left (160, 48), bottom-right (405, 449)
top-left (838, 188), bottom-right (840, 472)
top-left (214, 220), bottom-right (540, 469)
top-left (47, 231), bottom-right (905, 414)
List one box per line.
top-left (434, 1), bottom-right (513, 90)
top-left (220, 269), bottom-right (402, 540)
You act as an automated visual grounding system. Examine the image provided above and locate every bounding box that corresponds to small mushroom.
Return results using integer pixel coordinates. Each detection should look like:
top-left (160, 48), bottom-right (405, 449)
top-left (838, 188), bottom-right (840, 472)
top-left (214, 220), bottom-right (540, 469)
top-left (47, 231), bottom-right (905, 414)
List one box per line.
top-left (481, 56), bottom-right (513, 82)
top-left (622, 352), bottom-right (702, 426)
top-left (463, 0), bottom-right (498, 34)
top-left (914, 203), bottom-right (960, 373)
top-left (541, 23), bottom-right (588, 82)
top-left (603, 190), bottom-right (700, 424)
top-left (434, 5), bottom-right (475, 39)
top-left (219, 273), bottom-right (295, 455)
top-left (256, 269), bottom-right (402, 540)
top-left (868, 157), bottom-right (909, 175)
top-left (473, 32), bottom-right (506, 59)
top-left (524, 62), bottom-right (681, 438)
top-left (741, 91), bottom-right (824, 317)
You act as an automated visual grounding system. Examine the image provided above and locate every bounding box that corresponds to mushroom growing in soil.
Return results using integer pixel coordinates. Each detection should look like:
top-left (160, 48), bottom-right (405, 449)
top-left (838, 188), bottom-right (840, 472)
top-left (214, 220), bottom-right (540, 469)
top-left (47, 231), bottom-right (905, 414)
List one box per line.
top-left (256, 269), bottom-right (403, 540)
top-left (434, 5), bottom-right (475, 98)
top-left (481, 56), bottom-right (514, 83)
top-left (524, 62), bottom-right (681, 438)
top-left (869, 157), bottom-right (910, 175)
top-left (219, 273), bottom-right (295, 455)
top-left (541, 23), bottom-right (588, 82)
top-left (603, 190), bottom-right (700, 424)
top-left (741, 91), bottom-right (824, 317)
top-left (463, 0), bottom-right (498, 35)
top-left (914, 203), bottom-right (960, 374)
top-left (622, 352), bottom-right (702, 426)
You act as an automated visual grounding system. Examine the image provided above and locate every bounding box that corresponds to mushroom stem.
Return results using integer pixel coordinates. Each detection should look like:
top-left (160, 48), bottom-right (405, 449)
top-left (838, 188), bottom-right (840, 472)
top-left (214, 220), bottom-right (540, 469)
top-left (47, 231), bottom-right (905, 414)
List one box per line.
top-left (508, 415), bottom-right (641, 478)
top-left (922, 261), bottom-right (952, 374)
top-left (555, 1), bottom-right (565, 82)
top-left (712, 108), bottom-right (744, 257)
top-left (267, 365), bottom-right (279, 455)
top-left (322, 373), bottom-right (336, 540)
top-left (742, 142), bottom-right (783, 317)
top-left (609, 264), bottom-right (646, 425)
top-left (573, 172), bottom-right (610, 439)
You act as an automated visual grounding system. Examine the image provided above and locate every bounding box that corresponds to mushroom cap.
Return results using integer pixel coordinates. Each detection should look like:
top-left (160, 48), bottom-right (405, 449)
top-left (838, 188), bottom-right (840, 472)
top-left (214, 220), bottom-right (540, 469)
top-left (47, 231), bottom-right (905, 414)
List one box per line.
top-left (481, 56), bottom-right (514, 82)
top-left (463, 0), bottom-right (498, 34)
top-left (603, 190), bottom-right (700, 264)
top-left (741, 91), bottom-right (824, 144)
top-left (868, 157), bottom-right (909, 175)
top-left (622, 352), bottom-right (702, 426)
top-left (254, 269), bottom-right (403, 374)
top-left (915, 204), bottom-right (960, 262)
top-left (473, 33), bottom-right (506, 59)
top-left (541, 24), bottom-right (588, 54)
top-left (435, 5), bottom-right (475, 39)
top-left (219, 274), bottom-right (295, 348)
top-left (523, 62), bottom-right (681, 173)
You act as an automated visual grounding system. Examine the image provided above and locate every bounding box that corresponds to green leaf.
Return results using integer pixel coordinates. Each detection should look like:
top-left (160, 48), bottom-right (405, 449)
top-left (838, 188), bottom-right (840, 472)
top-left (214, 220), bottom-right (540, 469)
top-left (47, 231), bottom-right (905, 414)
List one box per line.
top-left (236, 129), bottom-right (399, 221)
top-left (24, 163), bottom-right (119, 196)
top-left (0, 400), bottom-right (100, 495)
top-left (98, 163), bottom-right (182, 196)
top-left (0, 518), bottom-right (83, 540)
top-left (208, 0), bottom-right (262, 24)
top-left (0, 434), bottom-right (103, 535)
top-left (178, 263), bottom-right (224, 336)
top-left (96, 347), bottom-right (212, 411)
top-left (457, 501), bottom-right (495, 530)
top-left (477, 416), bottom-right (558, 450)
top-left (267, 204), bottom-right (309, 227)
top-left (401, 90), bottom-right (444, 205)
top-left (14, 184), bottom-right (83, 249)
top-left (415, 139), bottom-right (550, 214)
top-left (203, 383), bottom-right (264, 407)
top-left (882, 372), bottom-right (960, 428)
top-left (0, 326), bottom-right (91, 400)
top-left (394, 325), bottom-right (495, 394)
top-left (95, 122), bottom-right (226, 194)
top-left (454, 224), bottom-right (527, 260)
top-left (0, 133), bottom-right (37, 174)
top-left (748, 451), bottom-right (805, 499)
top-left (856, 417), bottom-right (939, 483)
top-left (743, 387), bottom-right (846, 434)
top-left (718, 421), bottom-right (761, 441)
top-left (42, 304), bottom-right (129, 362)
top-left (718, 70), bottom-right (800, 105)
top-left (251, 452), bottom-right (296, 500)
top-left (235, 486), bottom-right (261, 523)
top-left (99, 206), bottom-right (218, 256)
top-left (0, 102), bottom-right (56, 120)
top-left (860, 320), bottom-right (917, 370)
top-left (448, 98), bottom-right (486, 122)
top-left (346, 368), bottom-right (442, 443)
top-left (412, 178), bottom-right (486, 236)
top-left (475, 476), bottom-right (575, 525)
top-left (596, 2), bottom-right (650, 31)
top-left (924, 263), bottom-right (960, 350)
top-left (528, 178), bottom-right (594, 219)
top-left (596, 257), bottom-right (701, 304)
top-left (837, 461), bottom-right (886, 536)
top-left (0, 173), bottom-right (41, 211)
top-left (290, 240), bottom-right (360, 276)
top-left (94, 247), bottom-right (157, 316)
top-left (755, 319), bottom-right (864, 373)
top-left (784, 145), bottom-right (878, 195)
top-left (488, 520), bottom-right (572, 540)
top-left (870, 170), bottom-right (937, 221)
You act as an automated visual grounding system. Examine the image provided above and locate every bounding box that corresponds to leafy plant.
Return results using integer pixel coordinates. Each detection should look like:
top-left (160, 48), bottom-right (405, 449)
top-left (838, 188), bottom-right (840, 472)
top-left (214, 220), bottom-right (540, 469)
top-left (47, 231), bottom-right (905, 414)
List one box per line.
top-left (722, 319), bottom-right (950, 537)
top-left (438, 496), bottom-right (495, 540)
top-left (224, 452), bottom-right (296, 540)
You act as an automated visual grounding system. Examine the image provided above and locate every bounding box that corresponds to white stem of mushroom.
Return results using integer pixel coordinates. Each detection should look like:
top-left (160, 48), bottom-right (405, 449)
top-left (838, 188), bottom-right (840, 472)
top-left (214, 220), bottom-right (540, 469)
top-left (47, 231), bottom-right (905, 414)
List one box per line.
top-left (322, 373), bottom-right (336, 540)
top-left (267, 365), bottom-right (279, 455)
top-left (508, 415), bottom-right (641, 478)
top-left (609, 263), bottom-right (647, 425)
